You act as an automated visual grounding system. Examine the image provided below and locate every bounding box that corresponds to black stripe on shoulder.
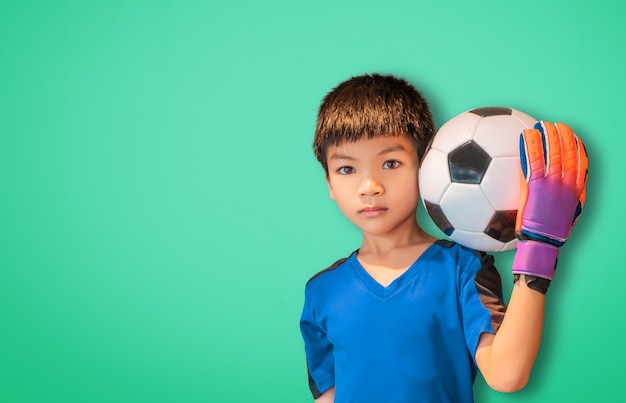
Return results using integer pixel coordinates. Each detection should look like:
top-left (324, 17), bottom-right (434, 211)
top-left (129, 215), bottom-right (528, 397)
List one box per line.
top-left (435, 239), bottom-right (456, 248)
top-left (436, 239), bottom-right (490, 261)
top-left (466, 247), bottom-right (490, 261)
top-left (306, 255), bottom-right (351, 285)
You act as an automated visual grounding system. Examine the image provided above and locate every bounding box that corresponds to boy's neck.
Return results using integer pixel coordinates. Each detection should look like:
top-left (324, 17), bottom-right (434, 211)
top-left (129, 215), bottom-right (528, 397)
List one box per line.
top-left (357, 223), bottom-right (436, 287)
top-left (359, 222), bottom-right (435, 258)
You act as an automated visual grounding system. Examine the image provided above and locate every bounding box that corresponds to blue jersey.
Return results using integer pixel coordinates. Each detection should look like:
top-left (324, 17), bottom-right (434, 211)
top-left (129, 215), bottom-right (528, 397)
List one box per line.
top-left (300, 240), bottom-right (506, 403)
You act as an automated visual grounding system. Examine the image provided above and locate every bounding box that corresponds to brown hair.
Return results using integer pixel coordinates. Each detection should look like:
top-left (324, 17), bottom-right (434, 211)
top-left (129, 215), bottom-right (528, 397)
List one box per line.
top-left (313, 73), bottom-right (435, 174)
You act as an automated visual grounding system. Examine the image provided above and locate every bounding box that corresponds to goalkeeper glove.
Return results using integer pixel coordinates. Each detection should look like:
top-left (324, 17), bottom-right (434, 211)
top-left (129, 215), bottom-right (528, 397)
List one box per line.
top-left (512, 121), bottom-right (589, 293)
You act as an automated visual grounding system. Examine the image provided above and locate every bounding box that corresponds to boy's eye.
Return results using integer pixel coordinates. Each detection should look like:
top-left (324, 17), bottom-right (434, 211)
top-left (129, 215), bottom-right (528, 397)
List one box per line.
top-left (383, 160), bottom-right (400, 169)
top-left (337, 166), bottom-right (355, 175)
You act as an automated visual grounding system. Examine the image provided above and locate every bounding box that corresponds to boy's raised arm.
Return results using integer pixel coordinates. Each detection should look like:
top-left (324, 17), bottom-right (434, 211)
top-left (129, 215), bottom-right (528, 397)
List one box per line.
top-left (475, 278), bottom-right (545, 391)
top-left (476, 121), bottom-right (588, 392)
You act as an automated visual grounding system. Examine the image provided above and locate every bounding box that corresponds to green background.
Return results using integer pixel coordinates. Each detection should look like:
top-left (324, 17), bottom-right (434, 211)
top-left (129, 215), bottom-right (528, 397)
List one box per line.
top-left (1, 0), bottom-right (624, 401)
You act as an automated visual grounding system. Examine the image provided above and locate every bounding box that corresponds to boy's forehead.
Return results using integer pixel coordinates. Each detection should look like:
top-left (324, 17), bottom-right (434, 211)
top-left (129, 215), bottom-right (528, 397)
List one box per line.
top-left (327, 134), bottom-right (417, 159)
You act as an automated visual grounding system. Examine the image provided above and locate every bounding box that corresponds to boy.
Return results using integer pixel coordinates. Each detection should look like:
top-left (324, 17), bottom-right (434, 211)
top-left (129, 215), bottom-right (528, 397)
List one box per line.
top-left (299, 74), bottom-right (588, 402)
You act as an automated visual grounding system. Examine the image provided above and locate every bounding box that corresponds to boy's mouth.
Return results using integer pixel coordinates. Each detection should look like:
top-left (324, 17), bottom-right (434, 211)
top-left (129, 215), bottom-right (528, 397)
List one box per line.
top-left (359, 206), bottom-right (387, 217)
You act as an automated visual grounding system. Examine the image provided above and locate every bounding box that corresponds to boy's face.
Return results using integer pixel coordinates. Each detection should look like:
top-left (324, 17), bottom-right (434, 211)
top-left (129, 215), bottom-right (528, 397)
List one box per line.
top-left (325, 135), bottom-right (421, 237)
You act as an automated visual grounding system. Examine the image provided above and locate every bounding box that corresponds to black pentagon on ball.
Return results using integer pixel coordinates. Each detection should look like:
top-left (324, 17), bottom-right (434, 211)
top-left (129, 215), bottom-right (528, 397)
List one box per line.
top-left (469, 107), bottom-right (513, 117)
top-left (484, 210), bottom-right (517, 242)
top-left (448, 141), bottom-right (491, 184)
top-left (424, 201), bottom-right (454, 236)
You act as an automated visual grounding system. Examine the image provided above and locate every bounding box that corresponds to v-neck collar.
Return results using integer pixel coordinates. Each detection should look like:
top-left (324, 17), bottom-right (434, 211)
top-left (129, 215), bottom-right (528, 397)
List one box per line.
top-left (347, 242), bottom-right (439, 299)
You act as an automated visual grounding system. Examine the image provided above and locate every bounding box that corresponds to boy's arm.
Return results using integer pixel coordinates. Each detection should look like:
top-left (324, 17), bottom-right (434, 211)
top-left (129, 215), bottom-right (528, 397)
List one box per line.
top-left (314, 386), bottom-right (335, 403)
top-left (476, 121), bottom-right (588, 392)
top-left (301, 286), bottom-right (336, 400)
top-left (475, 278), bottom-right (544, 392)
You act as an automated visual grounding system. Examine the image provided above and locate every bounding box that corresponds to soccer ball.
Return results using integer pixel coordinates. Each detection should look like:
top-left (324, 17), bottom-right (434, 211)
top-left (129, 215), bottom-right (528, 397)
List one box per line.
top-left (419, 106), bottom-right (537, 252)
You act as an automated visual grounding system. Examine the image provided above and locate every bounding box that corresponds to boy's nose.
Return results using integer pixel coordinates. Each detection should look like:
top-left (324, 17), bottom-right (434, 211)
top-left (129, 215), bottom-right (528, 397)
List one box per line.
top-left (359, 178), bottom-right (384, 196)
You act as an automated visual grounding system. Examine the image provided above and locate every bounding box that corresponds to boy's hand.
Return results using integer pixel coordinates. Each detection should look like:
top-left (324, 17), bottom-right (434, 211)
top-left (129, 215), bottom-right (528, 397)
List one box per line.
top-left (512, 121), bottom-right (589, 288)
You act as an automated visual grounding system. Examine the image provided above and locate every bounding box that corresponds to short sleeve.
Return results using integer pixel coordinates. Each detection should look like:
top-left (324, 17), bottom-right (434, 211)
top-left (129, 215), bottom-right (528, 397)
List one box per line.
top-left (299, 286), bottom-right (335, 398)
top-left (458, 251), bottom-right (507, 361)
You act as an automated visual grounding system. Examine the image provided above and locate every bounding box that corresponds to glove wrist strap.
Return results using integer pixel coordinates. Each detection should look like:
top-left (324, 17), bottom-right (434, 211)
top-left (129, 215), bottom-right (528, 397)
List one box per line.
top-left (512, 240), bottom-right (559, 281)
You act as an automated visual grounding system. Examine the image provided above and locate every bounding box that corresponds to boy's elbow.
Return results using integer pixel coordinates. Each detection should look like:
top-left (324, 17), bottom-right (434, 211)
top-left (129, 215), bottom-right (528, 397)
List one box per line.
top-left (484, 369), bottom-right (531, 393)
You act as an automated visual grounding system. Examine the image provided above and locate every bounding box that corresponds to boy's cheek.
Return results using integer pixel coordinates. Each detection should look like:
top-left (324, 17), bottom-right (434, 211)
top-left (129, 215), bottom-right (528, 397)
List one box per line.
top-left (327, 180), bottom-right (336, 200)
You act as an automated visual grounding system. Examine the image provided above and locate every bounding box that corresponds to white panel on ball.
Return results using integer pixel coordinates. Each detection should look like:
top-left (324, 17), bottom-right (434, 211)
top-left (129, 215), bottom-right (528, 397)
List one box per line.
top-left (430, 112), bottom-right (481, 152)
top-left (511, 109), bottom-right (538, 131)
top-left (474, 116), bottom-right (528, 157)
top-left (440, 183), bottom-right (494, 232)
top-left (418, 148), bottom-right (451, 203)
top-left (448, 229), bottom-right (508, 253)
top-left (500, 238), bottom-right (518, 252)
top-left (481, 157), bottom-right (521, 211)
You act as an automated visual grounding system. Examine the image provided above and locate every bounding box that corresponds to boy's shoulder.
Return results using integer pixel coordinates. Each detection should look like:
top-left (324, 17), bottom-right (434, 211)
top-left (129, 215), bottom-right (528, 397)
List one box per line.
top-left (306, 252), bottom-right (355, 286)
top-left (428, 238), bottom-right (493, 260)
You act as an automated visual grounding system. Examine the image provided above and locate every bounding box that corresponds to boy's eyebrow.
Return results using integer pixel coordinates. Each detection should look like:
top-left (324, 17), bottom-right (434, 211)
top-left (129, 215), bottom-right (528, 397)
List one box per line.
top-left (328, 152), bottom-right (356, 160)
top-left (378, 144), bottom-right (407, 155)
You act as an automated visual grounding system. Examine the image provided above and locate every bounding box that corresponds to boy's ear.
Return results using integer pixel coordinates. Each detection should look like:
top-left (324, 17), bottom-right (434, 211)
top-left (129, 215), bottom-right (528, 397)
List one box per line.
top-left (326, 178), bottom-right (336, 200)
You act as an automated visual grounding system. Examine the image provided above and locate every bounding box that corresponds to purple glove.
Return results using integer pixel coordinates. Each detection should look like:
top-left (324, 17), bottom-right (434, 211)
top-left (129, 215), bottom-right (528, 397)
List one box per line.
top-left (512, 121), bottom-right (589, 284)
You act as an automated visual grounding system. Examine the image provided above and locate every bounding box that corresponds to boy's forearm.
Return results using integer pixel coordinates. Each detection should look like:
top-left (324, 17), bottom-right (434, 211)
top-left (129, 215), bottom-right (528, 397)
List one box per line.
top-left (476, 277), bottom-right (545, 392)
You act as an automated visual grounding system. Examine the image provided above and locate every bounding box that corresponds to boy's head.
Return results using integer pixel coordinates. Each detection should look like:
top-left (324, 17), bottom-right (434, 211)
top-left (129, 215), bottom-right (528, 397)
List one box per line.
top-left (313, 74), bottom-right (435, 175)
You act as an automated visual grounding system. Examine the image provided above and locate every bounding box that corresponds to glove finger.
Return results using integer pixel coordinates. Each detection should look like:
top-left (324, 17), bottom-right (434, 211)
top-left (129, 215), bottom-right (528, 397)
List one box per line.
top-left (515, 157), bottom-right (529, 232)
top-left (556, 122), bottom-right (578, 187)
top-left (516, 128), bottom-right (542, 232)
top-left (521, 127), bottom-right (546, 181)
top-left (572, 136), bottom-right (588, 225)
top-left (575, 134), bottom-right (589, 207)
top-left (540, 121), bottom-right (563, 178)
